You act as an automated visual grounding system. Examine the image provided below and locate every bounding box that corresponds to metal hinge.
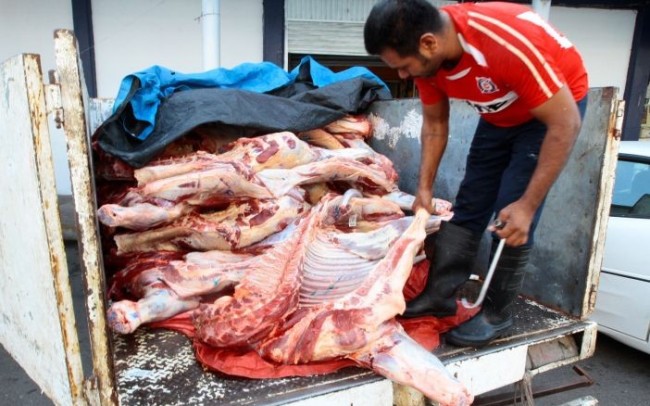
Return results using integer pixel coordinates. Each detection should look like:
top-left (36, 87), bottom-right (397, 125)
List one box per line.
top-left (45, 70), bottom-right (64, 128)
top-left (613, 99), bottom-right (625, 140)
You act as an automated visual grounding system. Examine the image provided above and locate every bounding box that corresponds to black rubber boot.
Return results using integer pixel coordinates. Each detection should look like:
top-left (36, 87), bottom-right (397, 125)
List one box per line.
top-left (402, 222), bottom-right (481, 318)
top-left (445, 243), bottom-right (531, 347)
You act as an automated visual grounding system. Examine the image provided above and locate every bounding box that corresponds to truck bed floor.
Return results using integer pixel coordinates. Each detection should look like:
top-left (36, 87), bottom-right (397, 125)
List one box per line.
top-left (113, 298), bottom-right (586, 405)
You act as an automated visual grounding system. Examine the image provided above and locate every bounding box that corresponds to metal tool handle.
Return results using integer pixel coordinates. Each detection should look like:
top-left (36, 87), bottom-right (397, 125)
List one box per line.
top-left (461, 237), bottom-right (506, 309)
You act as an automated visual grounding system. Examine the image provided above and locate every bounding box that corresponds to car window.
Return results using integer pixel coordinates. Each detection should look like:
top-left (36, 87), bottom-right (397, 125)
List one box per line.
top-left (611, 159), bottom-right (650, 218)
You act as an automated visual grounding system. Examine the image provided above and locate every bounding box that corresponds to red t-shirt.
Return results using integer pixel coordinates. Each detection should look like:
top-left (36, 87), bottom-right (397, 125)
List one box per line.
top-left (415, 2), bottom-right (589, 127)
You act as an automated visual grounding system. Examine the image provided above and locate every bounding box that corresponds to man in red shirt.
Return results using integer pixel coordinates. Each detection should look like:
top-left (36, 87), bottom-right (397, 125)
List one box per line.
top-left (364, 0), bottom-right (588, 346)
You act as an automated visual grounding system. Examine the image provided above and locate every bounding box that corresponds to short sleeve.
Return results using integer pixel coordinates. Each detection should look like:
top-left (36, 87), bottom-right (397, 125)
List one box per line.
top-left (492, 45), bottom-right (567, 110)
top-left (415, 78), bottom-right (445, 105)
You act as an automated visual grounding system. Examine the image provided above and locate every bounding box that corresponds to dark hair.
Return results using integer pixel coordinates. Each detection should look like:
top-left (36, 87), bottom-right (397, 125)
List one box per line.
top-left (364, 0), bottom-right (444, 57)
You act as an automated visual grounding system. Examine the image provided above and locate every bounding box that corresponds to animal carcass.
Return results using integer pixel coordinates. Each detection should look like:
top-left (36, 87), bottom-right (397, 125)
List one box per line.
top-left (101, 119), bottom-right (469, 405)
top-left (113, 189), bottom-right (309, 254)
top-left (250, 195), bottom-right (472, 406)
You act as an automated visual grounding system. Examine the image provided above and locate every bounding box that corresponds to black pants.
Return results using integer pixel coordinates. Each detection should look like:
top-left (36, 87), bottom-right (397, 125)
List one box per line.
top-left (450, 97), bottom-right (588, 248)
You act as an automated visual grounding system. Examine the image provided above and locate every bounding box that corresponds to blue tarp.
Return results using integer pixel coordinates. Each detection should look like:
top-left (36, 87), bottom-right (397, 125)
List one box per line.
top-left (95, 56), bottom-right (392, 167)
top-left (113, 56), bottom-right (389, 141)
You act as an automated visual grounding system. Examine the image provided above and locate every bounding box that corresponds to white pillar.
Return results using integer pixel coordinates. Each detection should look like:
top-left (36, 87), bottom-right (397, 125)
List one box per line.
top-left (201, 0), bottom-right (221, 70)
top-left (532, 0), bottom-right (552, 21)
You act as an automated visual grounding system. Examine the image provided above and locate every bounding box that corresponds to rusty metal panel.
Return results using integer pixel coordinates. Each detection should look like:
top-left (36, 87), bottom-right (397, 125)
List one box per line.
top-left (367, 88), bottom-right (618, 317)
top-left (526, 88), bottom-right (618, 317)
top-left (53, 29), bottom-right (117, 406)
top-left (0, 53), bottom-right (84, 405)
top-left (367, 98), bottom-right (477, 198)
top-left (582, 98), bottom-right (622, 317)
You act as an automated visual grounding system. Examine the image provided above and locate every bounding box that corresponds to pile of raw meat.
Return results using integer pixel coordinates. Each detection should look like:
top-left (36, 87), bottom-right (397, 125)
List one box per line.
top-left (97, 115), bottom-right (473, 406)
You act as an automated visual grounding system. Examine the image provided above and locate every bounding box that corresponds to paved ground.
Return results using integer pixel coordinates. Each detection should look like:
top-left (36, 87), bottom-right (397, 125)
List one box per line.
top-left (1, 239), bottom-right (649, 405)
top-left (476, 333), bottom-right (650, 405)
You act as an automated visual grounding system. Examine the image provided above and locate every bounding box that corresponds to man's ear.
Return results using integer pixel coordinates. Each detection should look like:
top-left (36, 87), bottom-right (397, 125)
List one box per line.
top-left (419, 33), bottom-right (438, 57)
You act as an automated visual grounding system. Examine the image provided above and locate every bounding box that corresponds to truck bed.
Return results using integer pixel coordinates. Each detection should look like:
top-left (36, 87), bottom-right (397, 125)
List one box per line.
top-left (108, 91), bottom-right (614, 405)
top-left (0, 31), bottom-right (615, 406)
top-left (112, 298), bottom-right (594, 405)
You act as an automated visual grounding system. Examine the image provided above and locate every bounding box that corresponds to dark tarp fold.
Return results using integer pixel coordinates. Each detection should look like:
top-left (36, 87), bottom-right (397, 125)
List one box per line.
top-left (94, 58), bottom-right (392, 168)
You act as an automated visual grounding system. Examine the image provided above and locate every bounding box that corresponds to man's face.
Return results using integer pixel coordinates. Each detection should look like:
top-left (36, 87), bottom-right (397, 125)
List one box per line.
top-left (379, 47), bottom-right (444, 80)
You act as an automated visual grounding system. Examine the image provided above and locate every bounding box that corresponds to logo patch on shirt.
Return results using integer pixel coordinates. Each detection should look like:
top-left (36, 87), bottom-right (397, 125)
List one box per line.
top-left (476, 77), bottom-right (499, 94)
top-left (466, 91), bottom-right (518, 114)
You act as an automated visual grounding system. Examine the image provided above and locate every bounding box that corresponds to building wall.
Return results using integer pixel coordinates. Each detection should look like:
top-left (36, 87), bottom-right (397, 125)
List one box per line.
top-left (0, 0), bottom-right (74, 195)
top-left (0, 0), bottom-right (74, 75)
top-left (92, 0), bottom-right (264, 99)
top-left (551, 6), bottom-right (636, 94)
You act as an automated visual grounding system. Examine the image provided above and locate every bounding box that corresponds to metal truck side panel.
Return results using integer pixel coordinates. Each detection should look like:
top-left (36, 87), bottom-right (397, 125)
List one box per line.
top-left (0, 53), bottom-right (84, 405)
top-left (367, 90), bottom-right (618, 317)
top-left (54, 29), bottom-right (117, 406)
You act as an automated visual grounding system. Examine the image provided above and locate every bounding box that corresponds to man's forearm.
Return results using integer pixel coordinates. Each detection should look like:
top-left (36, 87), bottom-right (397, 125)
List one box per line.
top-left (522, 87), bottom-right (583, 212)
top-left (414, 101), bottom-right (450, 212)
top-left (520, 125), bottom-right (579, 211)
top-left (418, 131), bottom-right (446, 193)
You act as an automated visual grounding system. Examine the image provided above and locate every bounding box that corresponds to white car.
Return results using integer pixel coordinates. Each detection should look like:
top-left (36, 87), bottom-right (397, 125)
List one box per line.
top-left (591, 140), bottom-right (650, 354)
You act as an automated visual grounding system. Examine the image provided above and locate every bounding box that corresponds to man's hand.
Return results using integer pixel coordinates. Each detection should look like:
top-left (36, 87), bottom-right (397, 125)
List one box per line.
top-left (491, 199), bottom-right (536, 246)
top-left (412, 188), bottom-right (435, 214)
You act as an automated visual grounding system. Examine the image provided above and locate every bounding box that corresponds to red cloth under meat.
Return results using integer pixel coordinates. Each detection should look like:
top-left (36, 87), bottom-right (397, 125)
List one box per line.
top-left (148, 260), bottom-right (478, 379)
top-left (403, 259), bottom-right (429, 302)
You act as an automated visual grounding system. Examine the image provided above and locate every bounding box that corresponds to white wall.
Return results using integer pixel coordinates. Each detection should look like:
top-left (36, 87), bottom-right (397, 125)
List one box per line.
top-left (91, 0), bottom-right (202, 98)
top-left (220, 0), bottom-right (264, 69)
top-left (92, 0), bottom-right (263, 99)
top-left (0, 0), bottom-right (74, 76)
top-left (550, 6), bottom-right (637, 95)
top-left (0, 0), bottom-right (74, 195)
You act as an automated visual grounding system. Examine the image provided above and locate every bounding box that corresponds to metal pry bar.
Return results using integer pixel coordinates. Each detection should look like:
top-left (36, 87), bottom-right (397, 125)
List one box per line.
top-left (461, 220), bottom-right (506, 309)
